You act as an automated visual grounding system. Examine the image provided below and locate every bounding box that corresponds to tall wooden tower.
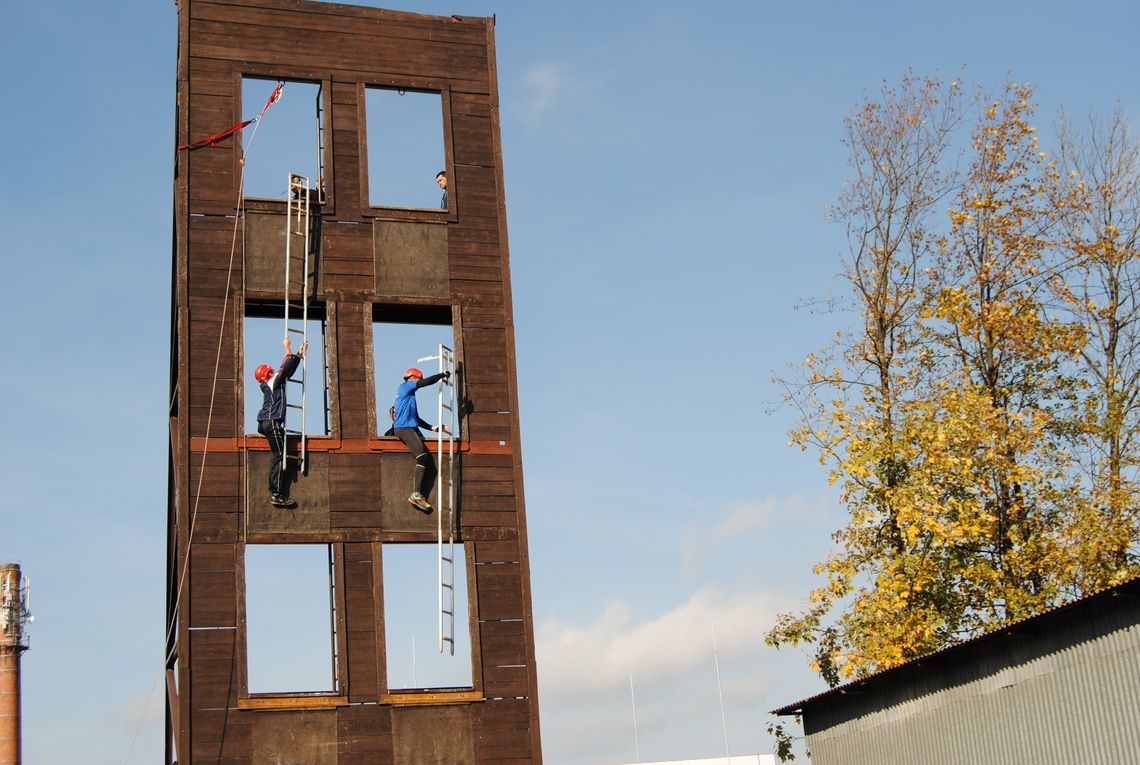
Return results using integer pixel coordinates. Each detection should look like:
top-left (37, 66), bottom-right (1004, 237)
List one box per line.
top-left (167, 1), bottom-right (541, 762)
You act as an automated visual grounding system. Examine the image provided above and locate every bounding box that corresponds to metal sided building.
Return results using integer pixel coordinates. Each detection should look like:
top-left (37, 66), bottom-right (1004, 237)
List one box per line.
top-left (773, 576), bottom-right (1140, 765)
top-left (167, 1), bottom-right (541, 763)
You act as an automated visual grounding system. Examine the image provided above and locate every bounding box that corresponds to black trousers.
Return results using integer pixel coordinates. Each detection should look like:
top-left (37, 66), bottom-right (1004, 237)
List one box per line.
top-left (257, 419), bottom-right (288, 496)
top-left (394, 427), bottom-right (437, 499)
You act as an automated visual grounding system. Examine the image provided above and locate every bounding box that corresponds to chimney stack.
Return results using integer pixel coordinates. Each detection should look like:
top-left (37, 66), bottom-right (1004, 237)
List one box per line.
top-left (0, 564), bottom-right (31, 765)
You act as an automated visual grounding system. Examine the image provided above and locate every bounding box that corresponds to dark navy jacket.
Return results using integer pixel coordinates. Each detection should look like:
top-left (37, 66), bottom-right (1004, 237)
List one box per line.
top-left (257, 354), bottom-right (302, 422)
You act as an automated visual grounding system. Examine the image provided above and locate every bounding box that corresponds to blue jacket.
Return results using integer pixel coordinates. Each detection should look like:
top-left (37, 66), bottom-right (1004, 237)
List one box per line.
top-left (257, 354), bottom-right (302, 422)
top-left (393, 372), bottom-right (445, 429)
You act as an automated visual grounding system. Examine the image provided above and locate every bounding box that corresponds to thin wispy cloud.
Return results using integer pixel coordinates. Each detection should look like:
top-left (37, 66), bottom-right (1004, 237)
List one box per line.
top-left (680, 493), bottom-right (833, 581)
top-left (710, 494), bottom-right (828, 541)
top-left (518, 61), bottom-right (568, 130)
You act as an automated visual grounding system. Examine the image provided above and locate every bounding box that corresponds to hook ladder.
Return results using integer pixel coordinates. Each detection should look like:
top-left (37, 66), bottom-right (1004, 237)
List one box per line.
top-left (418, 343), bottom-right (457, 654)
top-left (314, 85), bottom-right (326, 202)
top-left (284, 173), bottom-right (314, 473)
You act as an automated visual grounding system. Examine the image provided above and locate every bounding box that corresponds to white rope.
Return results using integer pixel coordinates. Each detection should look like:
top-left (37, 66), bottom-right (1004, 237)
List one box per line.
top-left (136, 84), bottom-right (282, 765)
top-left (163, 83), bottom-right (279, 673)
top-left (120, 666), bottom-right (163, 765)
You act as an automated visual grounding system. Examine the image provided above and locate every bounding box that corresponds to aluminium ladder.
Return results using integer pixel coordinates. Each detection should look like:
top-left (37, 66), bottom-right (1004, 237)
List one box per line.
top-left (283, 173), bottom-right (313, 473)
top-left (314, 85), bottom-right (326, 203)
top-left (418, 344), bottom-right (457, 654)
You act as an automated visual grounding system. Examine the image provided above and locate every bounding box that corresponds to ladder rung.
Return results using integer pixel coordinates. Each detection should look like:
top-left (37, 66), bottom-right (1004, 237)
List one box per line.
top-left (285, 428), bottom-right (303, 436)
top-left (287, 403), bottom-right (303, 409)
top-left (287, 327), bottom-right (306, 334)
top-left (442, 609), bottom-right (454, 616)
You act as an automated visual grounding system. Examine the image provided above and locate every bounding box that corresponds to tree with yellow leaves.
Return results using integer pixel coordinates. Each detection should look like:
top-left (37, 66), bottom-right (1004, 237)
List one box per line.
top-left (770, 73), bottom-right (967, 684)
top-left (768, 80), bottom-right (1139, 689)
top-left (1054, 105), bottom-right (1140, 592)
top-left (921, 82), bottom-right (1085, 623)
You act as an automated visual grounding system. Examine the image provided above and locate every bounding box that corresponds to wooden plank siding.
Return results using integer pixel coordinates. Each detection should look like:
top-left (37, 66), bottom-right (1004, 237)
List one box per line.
top-left (172, 1), bottom-right (540, 763)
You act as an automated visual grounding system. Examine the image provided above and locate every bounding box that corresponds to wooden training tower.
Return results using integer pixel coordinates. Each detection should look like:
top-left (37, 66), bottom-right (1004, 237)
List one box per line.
top-left (167, 1), bottom-right (541, 762)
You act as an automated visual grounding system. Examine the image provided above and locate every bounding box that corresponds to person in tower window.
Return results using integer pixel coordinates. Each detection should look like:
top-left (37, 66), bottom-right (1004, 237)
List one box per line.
top-left (436, 170), bottom-right (448, 209)
top-left (393, 366), bottom-right (449, 513)
top-left (254, 337), bottom-right (307, 508)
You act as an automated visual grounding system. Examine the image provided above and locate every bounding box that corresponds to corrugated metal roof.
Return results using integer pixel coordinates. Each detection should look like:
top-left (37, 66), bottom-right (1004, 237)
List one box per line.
top-left (772, 572), bottom-right (1140, 715)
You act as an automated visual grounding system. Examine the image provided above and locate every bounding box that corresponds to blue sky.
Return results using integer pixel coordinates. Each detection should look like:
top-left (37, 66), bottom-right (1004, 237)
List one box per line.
top-left (3, 1), bottom-right (1140, 763)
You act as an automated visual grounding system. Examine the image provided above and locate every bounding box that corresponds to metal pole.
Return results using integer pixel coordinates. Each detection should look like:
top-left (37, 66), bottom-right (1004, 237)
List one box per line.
top-left (314, 86), bottom-right (323, 194)
top-left (327, 545), bottom-right (337, 693)
top-left (284, 172), bottom-right (294, 342)
top-left (411, 634), bottom-right (417, 688)
top-left (629, 672), bottom-right (641, 764)
top-left (712, 624), bottom-right (731, 763)
top-left (300, 179), bottom-right (310, 458)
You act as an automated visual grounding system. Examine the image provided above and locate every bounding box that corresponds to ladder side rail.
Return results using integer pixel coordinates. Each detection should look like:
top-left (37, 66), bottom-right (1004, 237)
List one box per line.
top-left (444, 346), bottom-right (453, 652)
top-left (283, 174), bottom-right (311, 472)
top-left (438, 495), bottom-right (445, 652)
top-left (314, 85), bottom-right (326, 202)
top-left (434, 343), bottom-right (447, 653)
top-left (446, 346), bottom-right (457, 538)
top-left (283, 173), bottom-right (295, 464)
top-left (322, 319), bottom-right (330, 435)
top-left (419, 345), bottom-right (457, 654)
top-left (284, 173), bottom-right (294, 357)
top-left (327, 543), bottom-right (338, 692)
top-left (300, 178), bottom-right (310, 472)
top-left (448, 346), bottom-right (457, 653)
top-left (442, 345), bottom-right (457, 654)
top-left (423, 343), bottom-right (458, 654)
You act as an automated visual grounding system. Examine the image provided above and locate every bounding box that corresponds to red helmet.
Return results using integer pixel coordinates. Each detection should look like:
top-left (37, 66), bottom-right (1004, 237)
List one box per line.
top-left (254, 364), bottom-right (274, 383)
top-left (403, 367), bottom-right (423, 380)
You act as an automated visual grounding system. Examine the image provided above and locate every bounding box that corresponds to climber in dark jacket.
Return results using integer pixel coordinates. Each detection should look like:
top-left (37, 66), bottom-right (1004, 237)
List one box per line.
top-left (254, 337), bottom-right (307, 508)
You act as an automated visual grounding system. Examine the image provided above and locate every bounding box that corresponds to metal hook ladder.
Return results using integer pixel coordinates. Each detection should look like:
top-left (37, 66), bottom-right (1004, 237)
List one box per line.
top-left (418, 344), bottom-right (457, 654)
top-left (284, 173), bottom-right (313, 473)
top-left (314, 85), bottom-right (326, 202)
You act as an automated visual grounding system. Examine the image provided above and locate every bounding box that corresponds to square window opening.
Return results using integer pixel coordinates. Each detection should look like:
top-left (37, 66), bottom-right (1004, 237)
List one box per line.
top-left (383, 542), bottom-right (472, 690)
top-left (242, 78), bottom-right (325, 200)
top-left (374, 312), bottom-right (454, 437)
top-left (245, 309), bottom-right (329, 436)
top-left (365, 87), bottom-right (447, 209)
top-left (245, 544), bottom-right (338, 694)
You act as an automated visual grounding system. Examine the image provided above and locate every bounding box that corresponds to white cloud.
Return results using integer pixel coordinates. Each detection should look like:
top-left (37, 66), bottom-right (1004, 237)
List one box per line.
top-left (535, 587), bottom-right (818, 765)
top-left (536, 587), bottom-right (782, 701)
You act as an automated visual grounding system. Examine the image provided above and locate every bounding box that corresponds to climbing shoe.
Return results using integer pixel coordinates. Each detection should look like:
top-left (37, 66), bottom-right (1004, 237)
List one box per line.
top-left (408, 492), bottom-right (433, 514)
